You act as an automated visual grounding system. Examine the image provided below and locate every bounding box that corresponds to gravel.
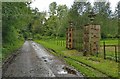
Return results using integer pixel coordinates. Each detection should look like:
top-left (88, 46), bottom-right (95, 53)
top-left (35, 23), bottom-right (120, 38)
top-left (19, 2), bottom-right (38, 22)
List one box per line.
top-left (2, 41), bottom-right (83, 77)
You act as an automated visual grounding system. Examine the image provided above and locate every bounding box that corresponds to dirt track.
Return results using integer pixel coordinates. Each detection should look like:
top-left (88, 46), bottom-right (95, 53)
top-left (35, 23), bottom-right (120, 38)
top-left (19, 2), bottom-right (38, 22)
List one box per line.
top-left (2, 41), bottom-right (83, 77)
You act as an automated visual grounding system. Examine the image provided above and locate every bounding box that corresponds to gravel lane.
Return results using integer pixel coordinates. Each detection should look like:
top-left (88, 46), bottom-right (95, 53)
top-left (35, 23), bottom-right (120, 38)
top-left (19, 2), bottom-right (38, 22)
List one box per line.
top-left (3, 41), bottom-right (55, 77)
top-left (2, 41), bottom-right (83, 77)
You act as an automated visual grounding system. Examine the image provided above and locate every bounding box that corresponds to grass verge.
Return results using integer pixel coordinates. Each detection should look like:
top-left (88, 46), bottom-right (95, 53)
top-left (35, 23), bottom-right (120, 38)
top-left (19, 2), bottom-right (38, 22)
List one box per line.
top-left (2, 40), bottom-right (24, 61)
top-left (100, 39), bottom-right (118, 45)
top-left (35, 39), bottom-right (119, 77)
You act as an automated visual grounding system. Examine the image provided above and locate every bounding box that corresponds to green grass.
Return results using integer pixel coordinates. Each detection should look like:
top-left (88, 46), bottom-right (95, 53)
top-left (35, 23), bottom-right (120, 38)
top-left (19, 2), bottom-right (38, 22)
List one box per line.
top-left (100, 39), bottom-right (118, 45)
top-left (35, 39), bottom-right (66, 56)
top-left (69, 56), bottom-right (118, 77)
top-left (100, 39), bottom-right (119, 60)
top-left (35, 39), bottom-right (119, 77)
top-left (63, 49), bottom-right (118, 77)
top-left (65, 58), bottom-right (107, 77)
top-left (2, 40), bottom-right (24, 61)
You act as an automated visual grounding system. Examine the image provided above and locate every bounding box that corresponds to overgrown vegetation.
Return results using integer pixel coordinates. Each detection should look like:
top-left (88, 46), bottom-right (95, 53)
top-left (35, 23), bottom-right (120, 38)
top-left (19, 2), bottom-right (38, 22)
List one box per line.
top-left (35, 39), bottom-right (118, 77)
top-left (2, 2), bottom-right (33, 60)
top-left (2, 0), bottom-right (119, 77)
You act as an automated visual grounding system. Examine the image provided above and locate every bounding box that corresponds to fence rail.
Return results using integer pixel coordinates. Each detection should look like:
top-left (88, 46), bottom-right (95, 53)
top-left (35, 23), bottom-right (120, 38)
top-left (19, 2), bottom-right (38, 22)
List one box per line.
top-left (55, 40), bottom-right (66, 47)
top-left (101, 41), bottom-right (118, 62)
top-left (100, 45), bottom-right (119, 47)
top-left (54, 39), bottom-right (119, 62)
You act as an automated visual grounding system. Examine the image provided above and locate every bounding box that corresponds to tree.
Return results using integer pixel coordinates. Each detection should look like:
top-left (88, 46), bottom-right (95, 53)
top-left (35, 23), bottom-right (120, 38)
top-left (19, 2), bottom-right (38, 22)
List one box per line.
top-left (93, 1), bottom-right (118, 38)
top-left (2, 2), bottom-right (33, 44)
top-left (56, 5), bottom-right (68, 37)
top-left (49, 2), bottom-right (57, 16)
top-left (45, 3), bottom-right (69, 38)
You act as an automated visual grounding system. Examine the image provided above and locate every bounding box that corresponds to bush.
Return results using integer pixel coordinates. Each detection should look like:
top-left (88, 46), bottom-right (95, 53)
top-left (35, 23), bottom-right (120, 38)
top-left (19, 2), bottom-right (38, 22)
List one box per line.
top-left (34, 34), bottom-right (42, 39)
top-left (2, 40), bottom-right (24, 60)
top-left (107, 34), bottom-right (113, 38)
top-left (101, 32), bottom-right (107, 39)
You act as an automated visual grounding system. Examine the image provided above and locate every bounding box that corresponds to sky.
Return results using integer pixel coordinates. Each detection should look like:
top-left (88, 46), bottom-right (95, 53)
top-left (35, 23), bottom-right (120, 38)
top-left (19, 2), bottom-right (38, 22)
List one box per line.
top-left (30, 0), bottom-right (119, 12)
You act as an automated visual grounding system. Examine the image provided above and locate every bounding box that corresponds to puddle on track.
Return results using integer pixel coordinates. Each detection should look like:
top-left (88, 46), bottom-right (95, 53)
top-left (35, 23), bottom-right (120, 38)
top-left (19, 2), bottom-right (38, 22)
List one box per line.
top-left (58, 70), bottom-right (68, 74)
top-left (30, 41), bottom-right (81, 76)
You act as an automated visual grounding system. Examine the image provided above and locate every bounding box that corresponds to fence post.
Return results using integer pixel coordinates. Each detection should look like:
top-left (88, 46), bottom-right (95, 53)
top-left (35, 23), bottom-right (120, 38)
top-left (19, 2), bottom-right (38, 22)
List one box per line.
top-left (103, 41), bottom-right (106, 59)
top-left (62, 41), bottom-right (63, 46)
top-left (61, 41), bottom-right (62, 46)
top-left (57, 40), bottom-right (58, 45)
top-left (115, 45), bottom-right (117, 62)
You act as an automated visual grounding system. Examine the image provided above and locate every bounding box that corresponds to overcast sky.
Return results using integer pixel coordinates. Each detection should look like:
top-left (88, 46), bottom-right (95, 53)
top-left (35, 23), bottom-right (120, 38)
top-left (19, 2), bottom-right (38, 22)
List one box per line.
top-left (30, 0), bottom-right (119, 12)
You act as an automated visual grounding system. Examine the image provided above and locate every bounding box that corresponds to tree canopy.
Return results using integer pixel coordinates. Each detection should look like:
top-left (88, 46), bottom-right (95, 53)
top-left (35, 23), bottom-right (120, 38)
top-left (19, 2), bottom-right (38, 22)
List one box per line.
top-left (2, 1), bottom-right (119, 46)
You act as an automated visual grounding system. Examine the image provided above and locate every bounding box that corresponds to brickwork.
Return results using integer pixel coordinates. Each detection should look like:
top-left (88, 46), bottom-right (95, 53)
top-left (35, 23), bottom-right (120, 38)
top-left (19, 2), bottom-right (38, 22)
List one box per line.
top-left (83, 24), bottom-right (101, 55)
top-left (66, 23), bottom-right (101, 56)
top-left (66, 27), bottom-right (74, 49)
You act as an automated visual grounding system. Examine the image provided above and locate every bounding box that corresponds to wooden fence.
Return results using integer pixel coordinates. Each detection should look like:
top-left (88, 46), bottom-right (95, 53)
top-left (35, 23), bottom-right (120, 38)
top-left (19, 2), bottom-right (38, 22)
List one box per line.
top-left (100, 42), bottom-right (119, 62)
top-left (55, 40), bottom-right (66, 47)
top-left (54, 39), bottom-right (119, 62)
